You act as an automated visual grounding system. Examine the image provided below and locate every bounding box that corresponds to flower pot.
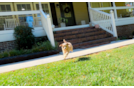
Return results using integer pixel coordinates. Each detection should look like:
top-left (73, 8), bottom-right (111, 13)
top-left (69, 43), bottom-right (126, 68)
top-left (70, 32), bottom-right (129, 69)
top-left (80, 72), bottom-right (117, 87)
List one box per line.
top-left (60, 23), bottom-right (66, 27)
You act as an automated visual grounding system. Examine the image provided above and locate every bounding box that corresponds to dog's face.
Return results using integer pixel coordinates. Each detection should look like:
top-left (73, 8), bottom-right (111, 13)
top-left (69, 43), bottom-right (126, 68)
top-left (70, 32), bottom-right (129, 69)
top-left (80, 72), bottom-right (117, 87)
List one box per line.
top-left (59, 43), bottom-right (69, 49)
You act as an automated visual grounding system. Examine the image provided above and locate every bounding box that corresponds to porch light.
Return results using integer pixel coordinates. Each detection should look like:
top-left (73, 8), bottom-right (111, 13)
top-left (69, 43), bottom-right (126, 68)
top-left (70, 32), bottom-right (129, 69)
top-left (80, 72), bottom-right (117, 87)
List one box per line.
top-left (56, 4), bottom-right (59, 8)
top-left (22, 7), bottom-right (25, 11)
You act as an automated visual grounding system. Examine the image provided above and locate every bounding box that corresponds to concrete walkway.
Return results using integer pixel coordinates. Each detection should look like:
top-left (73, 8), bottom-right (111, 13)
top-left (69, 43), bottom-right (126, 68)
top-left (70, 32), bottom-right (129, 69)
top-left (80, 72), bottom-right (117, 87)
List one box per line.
top-left (0, 39), bottom-right (134, 73)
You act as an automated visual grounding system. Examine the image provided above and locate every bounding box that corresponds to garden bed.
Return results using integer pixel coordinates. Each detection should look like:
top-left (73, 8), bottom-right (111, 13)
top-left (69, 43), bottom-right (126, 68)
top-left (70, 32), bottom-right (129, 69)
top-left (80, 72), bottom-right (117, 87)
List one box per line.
top-left (0, 49), bottom-right (59, 65)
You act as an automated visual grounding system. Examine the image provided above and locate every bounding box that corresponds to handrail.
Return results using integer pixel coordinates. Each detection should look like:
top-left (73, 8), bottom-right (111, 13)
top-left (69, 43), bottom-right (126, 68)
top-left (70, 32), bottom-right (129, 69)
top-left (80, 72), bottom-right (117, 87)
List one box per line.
top-left (40, 10), bottom-right (55, 47)
top-left (40, 10), bottom-right (47, 18)
top-left (93, 6), bottom-right (134, 10)
top-left (89, 7), bottom-right (118, 38)
top-left (90, 8), bottom-right (111, 17)
top-left (0, 10), bottom-right (40, 16)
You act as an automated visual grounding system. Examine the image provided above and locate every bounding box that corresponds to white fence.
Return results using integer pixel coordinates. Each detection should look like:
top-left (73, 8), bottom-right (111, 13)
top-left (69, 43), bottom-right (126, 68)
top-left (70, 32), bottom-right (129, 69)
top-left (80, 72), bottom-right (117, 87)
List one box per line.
top-left (89, 8), bottom-right (118, 37)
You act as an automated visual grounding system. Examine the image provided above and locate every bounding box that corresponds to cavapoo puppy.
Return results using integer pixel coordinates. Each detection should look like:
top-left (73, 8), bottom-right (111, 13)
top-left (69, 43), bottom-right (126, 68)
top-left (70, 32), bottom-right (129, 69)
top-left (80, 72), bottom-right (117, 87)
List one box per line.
top-left (59, 39), bottom-right (73, 60)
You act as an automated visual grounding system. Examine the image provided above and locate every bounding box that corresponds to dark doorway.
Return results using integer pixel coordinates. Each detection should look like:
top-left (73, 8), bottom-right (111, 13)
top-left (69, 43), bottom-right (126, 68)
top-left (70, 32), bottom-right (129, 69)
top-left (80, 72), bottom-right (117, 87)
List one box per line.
top-left (50, 3), bottom-right (58, 26)
top-left (86, 2), bottom-right (90, 22)
top-left (59, 2), bottom-right (76, 26)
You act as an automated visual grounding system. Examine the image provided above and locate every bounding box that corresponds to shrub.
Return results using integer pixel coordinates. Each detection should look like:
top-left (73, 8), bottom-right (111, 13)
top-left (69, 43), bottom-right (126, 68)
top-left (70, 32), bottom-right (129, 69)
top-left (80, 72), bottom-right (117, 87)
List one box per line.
top-left (0, 53), bottom-right (2, 58)
top-left (33, 40), bottom-right (58, 51)
top-left (2, 51), bottom-right (9, 58)
top-left (9, 49), bottom-right (19, 57)
top-left (0, 41), bottom-right (58, 59)
top-left (14, 26), bottom-right (35, 49)
top-left (35, 36), bottom-right (48, 43)
top-left (32, 47), bottom-right (40, 53)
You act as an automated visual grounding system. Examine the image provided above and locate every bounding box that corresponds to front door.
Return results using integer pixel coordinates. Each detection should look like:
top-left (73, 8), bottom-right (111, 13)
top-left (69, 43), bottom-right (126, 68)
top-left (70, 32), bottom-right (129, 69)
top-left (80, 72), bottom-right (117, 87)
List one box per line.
top-left (59, 2), bottom-right (76, 26)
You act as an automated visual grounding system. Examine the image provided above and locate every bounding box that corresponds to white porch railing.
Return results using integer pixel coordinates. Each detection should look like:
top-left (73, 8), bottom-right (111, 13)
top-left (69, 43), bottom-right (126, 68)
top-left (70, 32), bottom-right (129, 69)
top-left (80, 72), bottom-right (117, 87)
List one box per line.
top-left (89, 8), bottom-right (118, 37)
top-left (40, 10), bottom-right (55, 47)
top-left (0, 9), bottom-right (55, 47)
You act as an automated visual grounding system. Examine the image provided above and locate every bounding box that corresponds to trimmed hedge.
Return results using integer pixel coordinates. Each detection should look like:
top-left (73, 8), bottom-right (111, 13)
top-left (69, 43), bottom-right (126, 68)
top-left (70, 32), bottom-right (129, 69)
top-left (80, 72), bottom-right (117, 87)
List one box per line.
top-left (0, 40), bottom-right (58, 59)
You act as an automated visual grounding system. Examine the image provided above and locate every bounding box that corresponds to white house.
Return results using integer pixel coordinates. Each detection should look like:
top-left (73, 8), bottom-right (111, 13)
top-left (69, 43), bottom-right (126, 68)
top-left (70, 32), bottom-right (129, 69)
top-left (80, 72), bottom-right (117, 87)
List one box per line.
top-left (0, 2), bottom-right (134, 51)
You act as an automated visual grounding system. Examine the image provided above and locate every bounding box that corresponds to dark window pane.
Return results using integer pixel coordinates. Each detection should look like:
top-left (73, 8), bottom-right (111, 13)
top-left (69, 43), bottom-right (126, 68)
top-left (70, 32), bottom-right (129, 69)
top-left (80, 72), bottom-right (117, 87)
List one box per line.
top-left (6, 5), bottom-right (11, 11)
top-left (1, 5), bottom-right (6, 12)
top-left (22, 4), bottom-right (26, 10)
top-left (26, 4), bottom-right (31, 10)
top-left (17, 5), bottom-right (21, 11)
top-left (42, 4), bottom-right (44, 10)
top-left (36, 4), bottom-right (39, 10)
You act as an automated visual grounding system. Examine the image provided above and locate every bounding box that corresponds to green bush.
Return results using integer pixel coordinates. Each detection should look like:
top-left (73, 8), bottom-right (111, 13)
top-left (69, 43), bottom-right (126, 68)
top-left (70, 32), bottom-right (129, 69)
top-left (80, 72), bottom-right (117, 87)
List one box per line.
top-left (14, 26), bottom-right (35, 49)
top-left (0, 41), bottom-right (58, 59)
top-left (8, 49), bottom-right (19, 57)
top-left (35, 36), bottom-right (48, 43)
top-left (2, 51), bottom-right (9, 58)
top-left (33, 40), bottom-right (58, 51)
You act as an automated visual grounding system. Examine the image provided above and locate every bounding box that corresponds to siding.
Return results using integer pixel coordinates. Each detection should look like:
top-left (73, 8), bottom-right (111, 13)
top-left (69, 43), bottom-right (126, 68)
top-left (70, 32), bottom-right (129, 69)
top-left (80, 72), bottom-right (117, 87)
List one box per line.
top-left (115, 2), bottom-right (127, 17)
top-left (72, 2), bottom-right (89, 25)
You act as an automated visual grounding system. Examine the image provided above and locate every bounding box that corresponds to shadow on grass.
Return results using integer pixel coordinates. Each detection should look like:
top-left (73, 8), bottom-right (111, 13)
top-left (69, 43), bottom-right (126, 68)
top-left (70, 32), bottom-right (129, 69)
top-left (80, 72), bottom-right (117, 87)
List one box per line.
top-left (75, 57), bottom-right (91, 62)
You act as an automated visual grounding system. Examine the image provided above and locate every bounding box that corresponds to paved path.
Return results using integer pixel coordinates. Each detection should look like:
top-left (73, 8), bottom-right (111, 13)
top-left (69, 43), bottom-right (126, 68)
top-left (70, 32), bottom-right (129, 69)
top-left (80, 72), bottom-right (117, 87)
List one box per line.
top-left (0, 39), bottom-right (134, 73)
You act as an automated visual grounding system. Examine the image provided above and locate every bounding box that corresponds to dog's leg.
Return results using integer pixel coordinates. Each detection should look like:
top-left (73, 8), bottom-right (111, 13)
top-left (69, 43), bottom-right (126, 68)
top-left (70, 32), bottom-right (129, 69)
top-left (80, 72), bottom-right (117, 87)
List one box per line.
top-left (71, 46), bottom-right (73, 52)
top-left (64, 52), bottom-right (69, 60)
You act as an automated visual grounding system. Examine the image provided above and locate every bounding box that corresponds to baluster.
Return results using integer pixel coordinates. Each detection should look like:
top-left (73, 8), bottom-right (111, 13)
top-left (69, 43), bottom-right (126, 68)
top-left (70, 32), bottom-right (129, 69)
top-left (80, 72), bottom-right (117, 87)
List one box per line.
top-left (104, 14), bottom-right (106, 28)
top-left (102, 14), bottom-right (105, 27)
top-left (106, 16), bottom-right (108, 30)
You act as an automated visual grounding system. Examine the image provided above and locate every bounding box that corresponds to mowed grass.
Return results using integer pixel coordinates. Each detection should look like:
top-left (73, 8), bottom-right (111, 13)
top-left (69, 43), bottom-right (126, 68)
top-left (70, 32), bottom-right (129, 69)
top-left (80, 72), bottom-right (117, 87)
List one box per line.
top-left (1, 44), bottom-right (134, 86)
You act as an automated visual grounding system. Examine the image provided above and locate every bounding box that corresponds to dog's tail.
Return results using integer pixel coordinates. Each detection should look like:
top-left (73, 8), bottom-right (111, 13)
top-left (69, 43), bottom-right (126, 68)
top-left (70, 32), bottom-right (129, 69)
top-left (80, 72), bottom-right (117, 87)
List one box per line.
top-left (63, 39), bottom-right (67, 43)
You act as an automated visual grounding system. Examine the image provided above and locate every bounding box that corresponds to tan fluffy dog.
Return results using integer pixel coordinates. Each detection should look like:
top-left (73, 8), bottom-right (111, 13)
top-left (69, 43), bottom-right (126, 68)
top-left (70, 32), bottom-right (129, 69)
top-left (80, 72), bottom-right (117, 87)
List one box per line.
top-left (59, 39), bottom-right (73, 60)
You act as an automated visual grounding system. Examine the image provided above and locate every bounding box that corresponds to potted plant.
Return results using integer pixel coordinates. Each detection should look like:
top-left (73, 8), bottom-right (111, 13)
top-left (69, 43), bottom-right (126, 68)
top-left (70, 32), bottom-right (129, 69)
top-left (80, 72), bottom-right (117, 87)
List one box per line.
top-left (60, 17), bottom-right (68, 27)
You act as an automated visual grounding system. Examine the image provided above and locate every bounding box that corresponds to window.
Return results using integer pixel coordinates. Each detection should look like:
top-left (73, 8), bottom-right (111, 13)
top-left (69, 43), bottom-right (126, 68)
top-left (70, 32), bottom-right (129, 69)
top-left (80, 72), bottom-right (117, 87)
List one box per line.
top-left (16, 4), bottom-right (32, 24)
top-left (125, 2), bottom-right (133, 12)
top-left (36, 4), bottom-right (49, 13)
top-left (0, 5), bottom-right (11, 12)
top-left (17, 4), bottom-right (31, 11)
top-left (0, 4), bottom-right (12, 30)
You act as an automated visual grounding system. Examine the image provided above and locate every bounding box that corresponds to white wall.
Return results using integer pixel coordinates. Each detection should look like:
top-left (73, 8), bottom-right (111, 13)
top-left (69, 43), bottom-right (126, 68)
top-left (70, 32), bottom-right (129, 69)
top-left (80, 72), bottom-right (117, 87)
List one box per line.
top-left (0, 27), bottom-right (46, 42)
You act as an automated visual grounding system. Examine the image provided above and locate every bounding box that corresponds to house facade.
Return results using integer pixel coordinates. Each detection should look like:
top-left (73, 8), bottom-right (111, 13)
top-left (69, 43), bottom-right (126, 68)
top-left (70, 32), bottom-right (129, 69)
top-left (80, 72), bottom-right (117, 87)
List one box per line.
top-left (0, 2), bottom-right (134, 52)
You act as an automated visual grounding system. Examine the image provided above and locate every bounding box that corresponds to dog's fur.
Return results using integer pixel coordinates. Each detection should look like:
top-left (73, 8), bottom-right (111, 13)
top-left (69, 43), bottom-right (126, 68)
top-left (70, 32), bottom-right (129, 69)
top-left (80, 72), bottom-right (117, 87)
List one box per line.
top-left (59, 39), bottom-right (73, 60)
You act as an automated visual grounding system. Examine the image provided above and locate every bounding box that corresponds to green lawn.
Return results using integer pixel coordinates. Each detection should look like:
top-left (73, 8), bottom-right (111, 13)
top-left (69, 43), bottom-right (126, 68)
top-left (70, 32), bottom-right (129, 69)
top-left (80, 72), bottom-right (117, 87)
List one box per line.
top-left (1, 44), bottom-right (134, 86)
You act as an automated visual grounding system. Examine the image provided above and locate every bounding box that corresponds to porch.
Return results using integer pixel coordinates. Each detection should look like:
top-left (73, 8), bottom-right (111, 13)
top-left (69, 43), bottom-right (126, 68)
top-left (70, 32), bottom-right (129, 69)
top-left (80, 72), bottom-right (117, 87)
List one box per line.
top-left (89, 2), bottom-right (134, 26)
top-left (1, 2), bottom-right (134, 49)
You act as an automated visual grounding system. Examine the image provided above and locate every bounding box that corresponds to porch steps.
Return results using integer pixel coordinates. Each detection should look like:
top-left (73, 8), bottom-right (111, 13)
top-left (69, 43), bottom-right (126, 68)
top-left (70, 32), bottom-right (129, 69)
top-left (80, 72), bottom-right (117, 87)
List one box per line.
top-left (54, 27), bottom-right (116, 50)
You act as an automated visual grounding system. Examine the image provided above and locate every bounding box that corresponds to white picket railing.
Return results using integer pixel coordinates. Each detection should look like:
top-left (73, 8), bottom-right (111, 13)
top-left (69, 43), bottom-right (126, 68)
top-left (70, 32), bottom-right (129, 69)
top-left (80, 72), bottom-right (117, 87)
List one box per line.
top-left (40, 10), bottom-right (55, 47)
top-left (0, 10), bottom-right (55, 47)
top-left (89, 8), bottom-right (118, 38)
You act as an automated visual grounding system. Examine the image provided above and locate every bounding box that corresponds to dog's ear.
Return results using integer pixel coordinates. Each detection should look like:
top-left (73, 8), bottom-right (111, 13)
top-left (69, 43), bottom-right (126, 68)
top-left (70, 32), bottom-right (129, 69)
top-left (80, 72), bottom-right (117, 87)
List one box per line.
top-left (63, 39), bottom-right (67, 43)
top-left (59, 44), bottom-right (62, 47)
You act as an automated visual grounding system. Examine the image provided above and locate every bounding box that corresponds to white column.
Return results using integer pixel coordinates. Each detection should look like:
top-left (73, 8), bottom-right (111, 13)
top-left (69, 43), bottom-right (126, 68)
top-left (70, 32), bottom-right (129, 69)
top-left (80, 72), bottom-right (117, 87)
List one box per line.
top-left (110, 10), bottom-right (118, 38)
top-left (112, 2), bottom-right (118, 20)
top-left (88, 2), bottom-right (91, 8)
top-left (39, 2), bottom-right (42, 10)
top-left (88, 2), bottom-right (93, 26)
